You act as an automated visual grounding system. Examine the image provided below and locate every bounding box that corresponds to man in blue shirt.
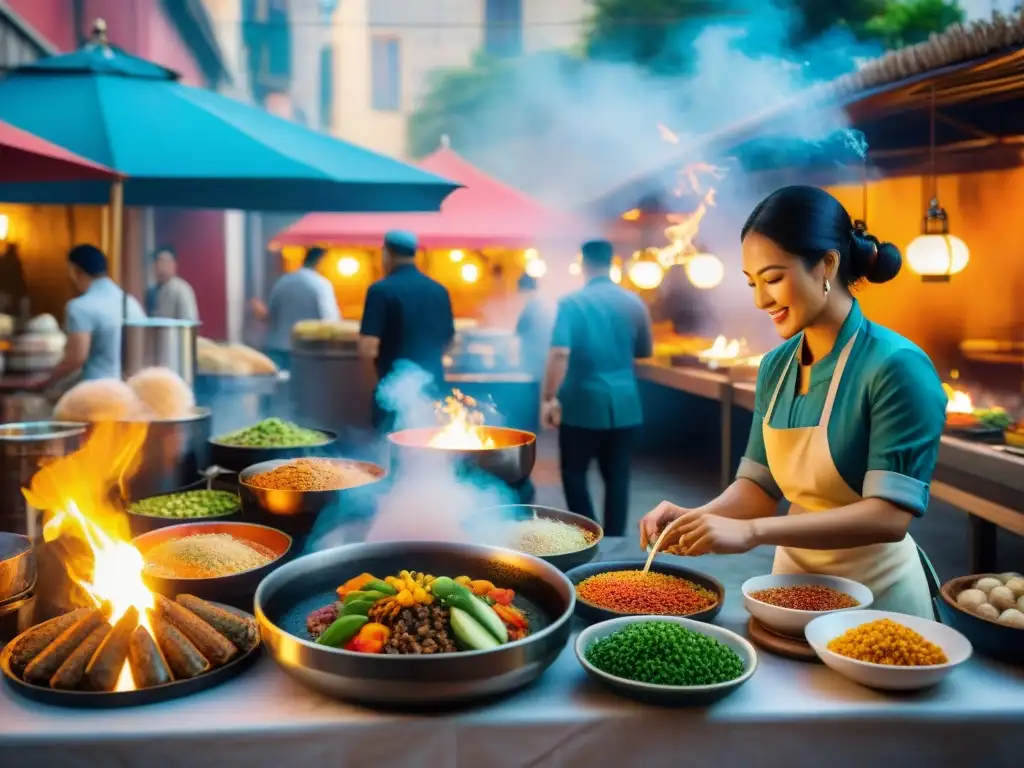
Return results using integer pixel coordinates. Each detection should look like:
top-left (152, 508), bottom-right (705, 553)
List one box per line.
top-left (358, 230), bottom-right (455, 431)
top-left (40, 244), bottom-right (146, 387)
top-left (263, 246), bottom-right (340, 369)
top-left (542, 239), bottom-right (653, 536)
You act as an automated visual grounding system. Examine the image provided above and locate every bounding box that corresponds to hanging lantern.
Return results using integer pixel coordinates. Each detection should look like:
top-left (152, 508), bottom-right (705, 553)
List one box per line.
top-left (906, 199), bottom-right (969, 282)
top-left (684, 252), bottom-right (724, 290)
top-left (627, 253), bottom-right (664, 290)
top-left (449, 249), bottom-right (465, 263)
top-left (525, 258), bottom-right (548, 278)
top-left (336, 255), bottom-right (361, 277)
top-left (460, 262), bottom-right (480, 283)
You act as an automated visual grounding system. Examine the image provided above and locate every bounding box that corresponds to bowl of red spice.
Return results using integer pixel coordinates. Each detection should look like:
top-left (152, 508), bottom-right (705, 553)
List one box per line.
top-left (741, 574), bottom-right (873, 638)
top-left (564, 560), bottom-right (724, 625)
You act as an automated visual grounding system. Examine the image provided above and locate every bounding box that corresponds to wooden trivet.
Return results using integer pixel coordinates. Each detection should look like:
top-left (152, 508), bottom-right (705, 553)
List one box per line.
top-left (746, 618), bottom-right (819, 662)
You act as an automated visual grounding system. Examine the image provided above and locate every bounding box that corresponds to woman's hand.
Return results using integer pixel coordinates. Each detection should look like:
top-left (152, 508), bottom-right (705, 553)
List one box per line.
top-left (670, 511), bottom-right (757, 556)
top-left (639, 501), bottom-right (689, 550)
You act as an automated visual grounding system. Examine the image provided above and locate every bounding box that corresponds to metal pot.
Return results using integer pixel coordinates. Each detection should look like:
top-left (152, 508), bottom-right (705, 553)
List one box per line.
top-left (121, 319), bottom-right (199, 385)
top-left (0, 421), bottom-right (86, 535)
top-left (388, 426), bottom-right (537, 486)
top-left (0, 532), bottom-right (35, 604)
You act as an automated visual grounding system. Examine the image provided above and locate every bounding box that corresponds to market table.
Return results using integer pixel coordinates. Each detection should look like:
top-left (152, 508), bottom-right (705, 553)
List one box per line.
top-left (2, 539), bottom-right (1022, 768)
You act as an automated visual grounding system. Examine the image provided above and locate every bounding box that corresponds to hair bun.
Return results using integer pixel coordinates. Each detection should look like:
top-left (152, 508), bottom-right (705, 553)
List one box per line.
top-left (851, 228), bottom-right (901, 284)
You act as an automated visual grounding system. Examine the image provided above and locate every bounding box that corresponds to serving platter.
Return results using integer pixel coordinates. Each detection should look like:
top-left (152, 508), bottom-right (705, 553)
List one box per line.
top-left (0, 602), bottom-right (261, 709)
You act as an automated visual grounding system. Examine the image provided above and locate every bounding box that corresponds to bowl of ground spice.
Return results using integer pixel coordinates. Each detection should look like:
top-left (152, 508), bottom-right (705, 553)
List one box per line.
top-left (741, 574), bottom-right (873, 638)
top-left (576, 616), bottom-right (757, 706)
top-left (805, 610), bottom-right (972, 691)
top-left (133, 521), bottom-right (292, 609)
top-left (565, 560), bottom-right (723, 625)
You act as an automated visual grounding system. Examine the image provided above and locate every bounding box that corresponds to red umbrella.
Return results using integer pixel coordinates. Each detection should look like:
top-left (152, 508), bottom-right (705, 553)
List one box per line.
top-left (0, 119), bottom-right (119, 182)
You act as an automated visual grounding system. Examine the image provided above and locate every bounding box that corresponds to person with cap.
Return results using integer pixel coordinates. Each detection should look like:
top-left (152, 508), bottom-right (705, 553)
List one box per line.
top-left (262, 246), bottom-right (340, 369)
top-left (542, 239), bottom-right (653, 537)
top-left (358, 230), bottom-right (455, 431)
top-left (149, 246), bottom-right (199, 322)
top-left (40, 243), bottom-right (146, 387)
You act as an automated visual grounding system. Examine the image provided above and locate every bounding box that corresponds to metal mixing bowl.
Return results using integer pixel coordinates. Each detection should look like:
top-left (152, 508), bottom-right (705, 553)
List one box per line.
top-left (0, 533), bottom-right (35, 605)
top-left (465, 505), bottom-right (603, 572)
top-left (388, 426), bottom-right (536, 486)
top-left (255, 541), bottom-right (575, 708)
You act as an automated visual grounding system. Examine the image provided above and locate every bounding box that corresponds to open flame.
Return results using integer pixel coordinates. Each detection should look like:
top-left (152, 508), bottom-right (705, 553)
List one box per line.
top-left (428, 389), bottom-right (497, 450)
top-left (943, 383), bottom-right (973, 414)
top-left (22, 420), bottom-right (154, 692)
top-left (699, 335), bottom-right (744, 362)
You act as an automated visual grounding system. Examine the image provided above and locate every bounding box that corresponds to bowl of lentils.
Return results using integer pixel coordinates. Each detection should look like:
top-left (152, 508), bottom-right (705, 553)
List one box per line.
top-left (741, 574), bottom-right (873, 638)
top-left (127, 487), bottom-right (242, 535)
top-left (209, 418), bottom-right (337, 473)
top-left (576, 616), bottom-right (757, 706)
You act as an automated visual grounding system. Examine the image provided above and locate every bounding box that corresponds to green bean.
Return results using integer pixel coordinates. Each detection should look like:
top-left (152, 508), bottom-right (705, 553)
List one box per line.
top-left (213, 418), bottom-right (328, 448)
top-left (129, 490), bottom-right (240, 519)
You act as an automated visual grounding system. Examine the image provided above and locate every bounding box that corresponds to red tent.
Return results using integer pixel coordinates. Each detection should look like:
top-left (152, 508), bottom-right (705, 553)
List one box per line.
top-left (0, 120), bottom-right (118, 182)
top-left (273, 146), bottom-right (585, 250)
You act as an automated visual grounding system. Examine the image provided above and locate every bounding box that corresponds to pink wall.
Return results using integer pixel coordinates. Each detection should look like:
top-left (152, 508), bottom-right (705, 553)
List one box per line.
top-left (6, 0), bottom-right (76, 50)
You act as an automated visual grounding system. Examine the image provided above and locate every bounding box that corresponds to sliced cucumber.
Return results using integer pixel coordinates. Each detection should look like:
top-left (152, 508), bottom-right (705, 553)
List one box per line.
top-left (450, 607), bottom-right (500, 651)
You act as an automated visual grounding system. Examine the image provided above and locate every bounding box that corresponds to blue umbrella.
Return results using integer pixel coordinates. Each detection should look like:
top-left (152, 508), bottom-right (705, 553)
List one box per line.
top-left (0, 23), bottom-right (457, 213)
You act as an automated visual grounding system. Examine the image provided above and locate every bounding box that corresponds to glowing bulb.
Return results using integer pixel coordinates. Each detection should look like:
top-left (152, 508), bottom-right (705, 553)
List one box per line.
top-left (449, 249), bottom-right (465, 263)
top-left (628, 260), bottom-right (664, 290)
top-left (0, 214), bottom-right (8, 241)
top-left (906, 234), bottom-right (969, 280)
top-left (525, 259), bottom-right (547, 278)
top-left (684, 253), bottom-right (724, 290)
top-left (460, 262), bottom-right (480, 283)
top-left (610, 264), bottom-right (622, 284)
top-left (336, 256), bottom-right (360, 277)
top-left (524, 248), bottom-right (538, 261)
top-left (569, 262), bottom-right (581, 276)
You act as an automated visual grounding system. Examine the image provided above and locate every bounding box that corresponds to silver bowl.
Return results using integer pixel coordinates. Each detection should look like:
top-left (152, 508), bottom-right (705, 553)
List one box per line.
top-left (465, 505), bottom-right (603, 572)
top-left (388, 426), bottom-right (536, 486)
top-left (0, 533), bottom-right (35, 605)
top-left (255, 541), bottom-right (575, 708)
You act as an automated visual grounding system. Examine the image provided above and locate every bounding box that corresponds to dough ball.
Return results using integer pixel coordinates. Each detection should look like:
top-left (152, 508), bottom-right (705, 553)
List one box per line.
top-left (127, 367), bottom-right (195, 420)
top-left (973, 577), bottom-right (1003, 594)
top-left (54, 379), bottom-right (147, 422)
top-left (975, 603), bottom-right (999, 621)
top-left (998, 572), bottom-right (1021, 583)
top-left (956, 588), bottom-right (987, 611)
top-left (997, 608), bottom-right (1024, 629)
top-left (1018, 595), bottom-right (1024, 613)
top-left (1003, 577), bottom-right (1024, 598)
top-left (988, 585), bottom-right (1016, 612)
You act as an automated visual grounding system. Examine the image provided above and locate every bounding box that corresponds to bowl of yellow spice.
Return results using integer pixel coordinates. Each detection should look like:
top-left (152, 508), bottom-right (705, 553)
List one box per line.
top-left (804, 610), bottom-right (972, 691)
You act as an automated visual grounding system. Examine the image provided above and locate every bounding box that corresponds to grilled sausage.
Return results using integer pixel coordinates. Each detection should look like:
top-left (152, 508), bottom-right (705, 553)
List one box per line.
top-left (7, 609), bottom-right (90, 678)
top-left (128, 625), bottom-right (172, 689)
top-left (151, 613), bottom-right (210, 679)
top-left (154, 594), bottom-right (236, 666)
top-left (23, 610), bottom-right (105, 685)
top-left (176, 595), bottom-right (258, 652)
top-left (83, 607), bottom-right (138, 692)
top-left (49, 623), bottom-right (111, 690)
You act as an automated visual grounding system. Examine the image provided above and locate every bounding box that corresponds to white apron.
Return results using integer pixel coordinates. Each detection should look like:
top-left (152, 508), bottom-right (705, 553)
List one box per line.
top-left (761, 327), bottom-right (934, 619)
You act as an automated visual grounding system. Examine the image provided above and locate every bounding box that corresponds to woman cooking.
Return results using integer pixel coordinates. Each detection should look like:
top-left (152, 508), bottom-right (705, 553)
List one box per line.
top-left (640, 185), bottom-right (947, 618)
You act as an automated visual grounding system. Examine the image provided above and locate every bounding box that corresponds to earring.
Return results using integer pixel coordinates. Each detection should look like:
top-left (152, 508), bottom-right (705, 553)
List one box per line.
top-left (823, 279), bottom-right (831, 295)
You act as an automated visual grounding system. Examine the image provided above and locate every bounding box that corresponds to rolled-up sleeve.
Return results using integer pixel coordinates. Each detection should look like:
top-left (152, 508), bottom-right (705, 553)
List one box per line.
top-left (862, 349), bottom-right (946, 516)
top-left (736, 361), bottom-right (783, 499)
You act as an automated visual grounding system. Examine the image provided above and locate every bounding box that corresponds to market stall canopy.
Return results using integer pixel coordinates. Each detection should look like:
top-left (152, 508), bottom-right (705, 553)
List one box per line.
top-left (0, 120), bottom-right (119, 182)
top-left (589, 12), bottom-right (1024, 216)
top-left (273, 144), bottom-right (588, 249)
top-left (0, 29), bottom-right (457, 212)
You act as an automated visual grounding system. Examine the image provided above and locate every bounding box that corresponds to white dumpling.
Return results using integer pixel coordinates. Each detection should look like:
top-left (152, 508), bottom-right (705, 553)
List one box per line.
top-left (973, 577), bottom-right (1003, 594)
top-left (957, 588), bottom-right (987, 610)
top-left (1003, 577), bottom-right (1024, 598)
top-left (975, 603), bottom-right (999, 620)
top-left (997, 608), bottom-right (1024, 629)
top-left (988, 585), bottom-right (1016, 612)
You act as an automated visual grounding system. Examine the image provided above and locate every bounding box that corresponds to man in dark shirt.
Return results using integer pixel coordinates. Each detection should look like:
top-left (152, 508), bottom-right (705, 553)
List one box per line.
top-left (358, 230), bottom-right (455, 431)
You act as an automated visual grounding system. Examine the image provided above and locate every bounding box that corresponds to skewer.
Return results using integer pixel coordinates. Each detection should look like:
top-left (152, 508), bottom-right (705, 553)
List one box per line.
top-left (642, 516), bottom-right (687, 575)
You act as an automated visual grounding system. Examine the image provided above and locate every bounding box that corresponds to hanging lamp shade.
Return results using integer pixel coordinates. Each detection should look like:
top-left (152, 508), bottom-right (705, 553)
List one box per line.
top-left (906, 199), bottom-right (970, 282)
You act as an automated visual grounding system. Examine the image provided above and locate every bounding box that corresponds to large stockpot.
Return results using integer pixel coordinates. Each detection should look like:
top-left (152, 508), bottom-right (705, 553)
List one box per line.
top-left (0, 421), bottom-right (86, 534)
top-left (256, 541), bottom-right (575, 708)
top-left (121, 319), bottom-right (199, 385)
top-left (387, 426), bottom-right (536, 487)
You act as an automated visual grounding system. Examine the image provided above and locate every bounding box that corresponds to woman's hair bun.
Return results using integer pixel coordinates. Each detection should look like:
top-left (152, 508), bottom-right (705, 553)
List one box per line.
top-left (850, 227), bottom-right (902, 284)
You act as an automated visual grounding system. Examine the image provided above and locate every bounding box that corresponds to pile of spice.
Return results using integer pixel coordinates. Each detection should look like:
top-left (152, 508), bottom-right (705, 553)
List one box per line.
top-left (248, 458), bottom-right (380, 491)
top-left (506, 518), bottom-right (595, 556)
top-left (576, 570), bottom-right (718, 616)
top-left (214, 418), bottom-right (328, 448)
top-left (585, 621), bottom-right (744, 686)
top-left (750, 584), bottom-right (859, 612)
top-left (144, 533), bottom-right (276, 579)
top-left (827, 618), bottom-right (948, 666)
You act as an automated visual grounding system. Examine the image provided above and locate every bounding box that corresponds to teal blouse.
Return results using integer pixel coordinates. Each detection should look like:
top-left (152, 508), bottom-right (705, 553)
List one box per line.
top-left (736, 301), bottom-right (947, 516)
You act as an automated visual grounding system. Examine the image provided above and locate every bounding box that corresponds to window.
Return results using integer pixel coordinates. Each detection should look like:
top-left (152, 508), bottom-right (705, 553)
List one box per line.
top-left (371, 36), bottom-right (401, 112)
top-left (484, 0), bottom-right (522, 58)
top-left (319, 45), bottom-right (334, 131)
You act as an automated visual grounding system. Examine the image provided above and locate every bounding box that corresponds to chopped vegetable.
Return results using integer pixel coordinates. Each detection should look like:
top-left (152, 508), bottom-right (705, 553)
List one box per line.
top-left (316, 615), bottom-right (367, 648)
top-left (336, 573), bottom-right (376, 599)
top-left (343, 623), bottom-right (391, 654)
top-left (449, 607), bottom-right (500, 651)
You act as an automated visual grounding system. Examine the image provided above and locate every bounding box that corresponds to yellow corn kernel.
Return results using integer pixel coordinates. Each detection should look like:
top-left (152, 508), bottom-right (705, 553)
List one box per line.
top-left (413, 587), bottom-right (428, 603)
top-left (396, 589), bottom-right (415, 607)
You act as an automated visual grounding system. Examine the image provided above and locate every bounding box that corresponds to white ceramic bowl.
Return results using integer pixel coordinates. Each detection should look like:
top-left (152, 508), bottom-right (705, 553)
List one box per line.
top-left (742, 573), bottom-right (874, 637)
top-left (805, 609), bottom-right (972, 691)
top-left (575, 615), bottom-right (758, 706)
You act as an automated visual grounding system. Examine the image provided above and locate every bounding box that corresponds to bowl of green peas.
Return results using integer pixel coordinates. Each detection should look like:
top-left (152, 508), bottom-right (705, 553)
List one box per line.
top-left (209, 418), bottom-right (338, 473)
top-left (127, 485), bottom-right (242, 536)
